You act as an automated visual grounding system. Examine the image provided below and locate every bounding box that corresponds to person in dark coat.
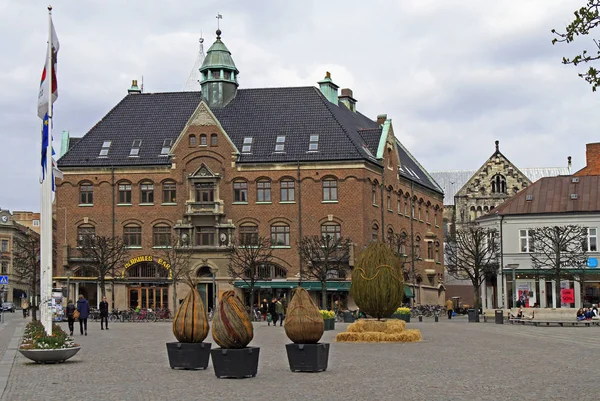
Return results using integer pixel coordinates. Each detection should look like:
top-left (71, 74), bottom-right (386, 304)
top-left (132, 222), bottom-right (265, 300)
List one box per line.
top-left (65, 300), bottom-right (76, 336)
top-left (261, 299), bottom-right (269, 321)
top-left (77, 294), bottom-right (90, 336)
top-left (99, 296), bottom-right (109, 330)
top-left (268, 298), bottom-right (278, 327)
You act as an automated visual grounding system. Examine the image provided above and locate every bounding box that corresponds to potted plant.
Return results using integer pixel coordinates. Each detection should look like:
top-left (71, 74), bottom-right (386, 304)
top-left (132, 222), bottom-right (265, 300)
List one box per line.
top-left (211, 291), bottom-right (258, 378)
top-left (19, 321), bottom-right (81, 364)
top-left (320, 310), bottom-right (335, 331)
top-left (285, 287), bottom-right (329, 372)
top-left (166, 268), bottom-right (210, 370)
top-left (392, 307), bottom-right (411, 323)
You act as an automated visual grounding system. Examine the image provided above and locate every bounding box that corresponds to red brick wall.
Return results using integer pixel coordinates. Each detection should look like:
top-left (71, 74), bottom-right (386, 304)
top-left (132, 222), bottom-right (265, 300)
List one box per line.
top-left (574, 142), bottom-right (600, 176)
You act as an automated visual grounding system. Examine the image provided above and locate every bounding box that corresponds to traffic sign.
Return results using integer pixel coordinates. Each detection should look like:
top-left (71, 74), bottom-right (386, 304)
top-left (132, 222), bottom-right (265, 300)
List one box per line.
top-left (587, 258), bottom-right (598, 268)
top-left (0, 276), bottom-right (8, 285)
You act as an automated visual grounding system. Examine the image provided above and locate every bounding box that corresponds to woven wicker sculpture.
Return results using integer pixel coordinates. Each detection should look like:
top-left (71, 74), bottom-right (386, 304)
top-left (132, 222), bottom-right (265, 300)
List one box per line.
top-left (284, 287), bottom-right (324, 344)
top-left (351, 241), bottom-right (404, 319)
top-left (172, 288), bottom-right (209, 343)
top-left (212, 291), bottom-right (254, 349)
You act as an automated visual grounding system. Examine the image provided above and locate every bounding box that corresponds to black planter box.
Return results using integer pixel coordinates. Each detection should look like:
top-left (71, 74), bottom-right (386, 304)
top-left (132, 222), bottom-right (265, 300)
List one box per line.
top-left (286, 343), bottom-right (329, 372)
top-left (210, 347), bottom-right (260, 379)
top-left (166, 342), bottom-right (211, 370)
top-left (391, 314), bottom-right (411, 323)
top-left (323, 318), bottom-right (335, 331)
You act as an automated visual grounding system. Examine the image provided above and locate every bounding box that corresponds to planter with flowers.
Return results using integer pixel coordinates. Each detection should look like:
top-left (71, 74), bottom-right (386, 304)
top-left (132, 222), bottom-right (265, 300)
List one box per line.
top-left (284, 288), bottom-right (329, 372)
top-left (320, 310), bottom-right (335, 331)
top-left (19, 321), bottom-right (80, 364)
top-left (392, 307), bottom-right (411, 323)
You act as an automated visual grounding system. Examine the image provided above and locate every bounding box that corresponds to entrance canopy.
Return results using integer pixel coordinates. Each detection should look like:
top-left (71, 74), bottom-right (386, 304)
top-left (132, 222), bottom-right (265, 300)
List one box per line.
top-left (234, 280), bottom-right (351, 291)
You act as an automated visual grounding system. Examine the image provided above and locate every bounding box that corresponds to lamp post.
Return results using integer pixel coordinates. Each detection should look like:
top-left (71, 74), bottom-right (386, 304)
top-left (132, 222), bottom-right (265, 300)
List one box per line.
top-left (210, 267), bottom-right (217, 310)
top-left (66, 267), bottom-right (71, 302)
top-left (507, 264), bottom-right (519, 308)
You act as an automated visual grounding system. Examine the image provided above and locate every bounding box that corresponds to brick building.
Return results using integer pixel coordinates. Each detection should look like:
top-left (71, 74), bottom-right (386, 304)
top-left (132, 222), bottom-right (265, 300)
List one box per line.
top-left (574, 142), bottom-right (600, 176)
top-left (55, 30), bottom-right (444, 311)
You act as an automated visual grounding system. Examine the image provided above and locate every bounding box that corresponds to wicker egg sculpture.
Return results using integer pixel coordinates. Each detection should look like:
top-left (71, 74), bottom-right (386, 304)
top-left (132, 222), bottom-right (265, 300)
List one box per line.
top-left (212, 291), bottom-right (254, 349)
top-left (351, 241), bottom-right (405, 319)
top-left (172, 288), bottom-right (210, 343)
top-left (284, 287), bottom-right (324, 344)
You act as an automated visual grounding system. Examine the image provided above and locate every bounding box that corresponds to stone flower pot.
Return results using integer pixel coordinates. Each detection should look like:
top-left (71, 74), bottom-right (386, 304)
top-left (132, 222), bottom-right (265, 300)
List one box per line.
top-left (19, 347), bottom-right (81, 364)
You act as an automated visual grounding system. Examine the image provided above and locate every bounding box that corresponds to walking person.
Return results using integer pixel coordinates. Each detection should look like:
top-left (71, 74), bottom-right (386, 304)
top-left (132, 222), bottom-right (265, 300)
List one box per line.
top-left (77, 294), bottom-right (90, 336)
top-left (261, 298), bottom-right (269, 322)
top-left (21, 298), bottom-right (29, 319)
top-left (65, 299), bottom-right (76, 336)
top-left (445, 299), bottom-right (454, 319)
top-left (276, 298), bottom-right (285, 327)
top-left (99, 296), bottom-right (109, 330)
top-left (269, 298), bottom-right (278, 327)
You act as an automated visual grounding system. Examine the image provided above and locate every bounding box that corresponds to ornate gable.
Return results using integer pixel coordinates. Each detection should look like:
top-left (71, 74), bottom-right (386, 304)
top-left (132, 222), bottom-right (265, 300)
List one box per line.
top-left (190, 163), bottom-right (218, 178)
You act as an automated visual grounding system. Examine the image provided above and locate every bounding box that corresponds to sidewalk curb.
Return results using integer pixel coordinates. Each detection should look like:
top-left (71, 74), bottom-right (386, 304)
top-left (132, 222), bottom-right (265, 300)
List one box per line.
top-left (0, 321), bottom-right (25, 400)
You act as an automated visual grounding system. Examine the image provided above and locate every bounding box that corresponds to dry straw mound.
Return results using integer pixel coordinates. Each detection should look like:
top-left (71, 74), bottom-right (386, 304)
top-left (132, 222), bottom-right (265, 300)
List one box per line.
top-left (212, 291), bottom-right (254, 349)
top-left (336, 319), bottom-right (421, 343)
top-left (284, 287), bottom-right (324, 344)
top-left (346, 319), bottom-right (406, 334)
top-left (172, 288), bottom-right (209, 343)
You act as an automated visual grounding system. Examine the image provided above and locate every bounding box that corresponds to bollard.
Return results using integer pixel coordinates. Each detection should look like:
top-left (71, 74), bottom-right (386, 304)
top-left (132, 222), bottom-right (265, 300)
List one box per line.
top-left (418, 315), bottom-right (423, 322)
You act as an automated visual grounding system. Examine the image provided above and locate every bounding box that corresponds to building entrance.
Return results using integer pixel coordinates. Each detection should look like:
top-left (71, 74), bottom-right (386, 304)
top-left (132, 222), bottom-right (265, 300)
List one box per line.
top-left (128, 285), bottom-right (168, 309)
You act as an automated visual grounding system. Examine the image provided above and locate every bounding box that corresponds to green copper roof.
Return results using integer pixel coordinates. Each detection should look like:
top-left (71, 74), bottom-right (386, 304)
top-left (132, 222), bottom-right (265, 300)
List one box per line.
top-left (200, 30), bottom-right (239, 73)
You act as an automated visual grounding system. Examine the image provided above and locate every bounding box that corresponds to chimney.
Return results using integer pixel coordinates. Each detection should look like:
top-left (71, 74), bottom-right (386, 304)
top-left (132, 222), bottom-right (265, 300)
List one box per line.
top-left (338, 88), bottom-right (357, 112)
top-left (377, 114), bottom-right (387, 125)
top-left (317, 72), bottom-right (339, 104)
top-left (568, 155), bottom-right (572, 174)
top-left (128, 79), bottom-right (142, 94)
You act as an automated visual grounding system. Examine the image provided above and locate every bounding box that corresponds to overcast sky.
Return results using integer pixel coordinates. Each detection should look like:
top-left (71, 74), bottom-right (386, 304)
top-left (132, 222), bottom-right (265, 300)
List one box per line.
top-left (1, 0), bottom-right (598, 212)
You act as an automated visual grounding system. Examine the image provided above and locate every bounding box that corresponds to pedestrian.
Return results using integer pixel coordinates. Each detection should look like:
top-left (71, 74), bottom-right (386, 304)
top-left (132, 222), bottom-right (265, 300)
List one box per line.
top-left (276, 298), bottom-right (285, 326)
top-left (77, 294), bottom-right (90, 336)
top-left (445, 299), bottom-right (454, 319)
top-left (269, 298), bottom-right (278, 327)
top-left (99, 296), bottom-right (109, 330)
top-left (261, 298), bottom-right (269, 321)
top-left (65, 299), bottom-right (76, 336)
top-left (21, 298), bottom-right (29, 319)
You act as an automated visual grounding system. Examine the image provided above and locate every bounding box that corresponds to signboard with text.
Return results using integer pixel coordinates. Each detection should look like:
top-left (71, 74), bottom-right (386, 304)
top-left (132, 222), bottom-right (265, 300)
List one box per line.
top-left (560, 288), bottom-right (575, 304)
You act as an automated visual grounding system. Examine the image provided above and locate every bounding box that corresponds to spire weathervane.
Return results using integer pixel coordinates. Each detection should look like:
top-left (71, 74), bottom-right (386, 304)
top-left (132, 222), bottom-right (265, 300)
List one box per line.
top-left (216, 13), bottom-right (222, 30)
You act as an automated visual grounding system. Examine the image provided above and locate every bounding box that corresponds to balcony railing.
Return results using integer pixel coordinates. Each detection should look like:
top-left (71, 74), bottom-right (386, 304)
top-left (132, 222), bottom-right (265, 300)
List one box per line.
top-left (185, 201), bottom-right (223, 215)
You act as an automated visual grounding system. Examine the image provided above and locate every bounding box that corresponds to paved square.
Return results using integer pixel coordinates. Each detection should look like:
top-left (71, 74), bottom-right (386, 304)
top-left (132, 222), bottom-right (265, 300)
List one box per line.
top-left (0, 314), bottom-right (597, 400)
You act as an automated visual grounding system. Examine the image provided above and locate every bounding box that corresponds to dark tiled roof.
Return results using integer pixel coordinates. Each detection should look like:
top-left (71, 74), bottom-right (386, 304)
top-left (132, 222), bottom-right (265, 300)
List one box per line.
top-left (480, 175), bottom-right (600, 217)
top-left (395, 140), bottom-right (443, 194)
top-left (358, 128), bottom-right (381, 155)
top-left (68, 137), bottom-right (81, 150)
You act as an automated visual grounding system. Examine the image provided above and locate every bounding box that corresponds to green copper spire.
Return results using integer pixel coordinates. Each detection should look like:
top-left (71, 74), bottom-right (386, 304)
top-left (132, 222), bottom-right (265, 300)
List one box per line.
top-left (200, 29), bottom-right (239, 107)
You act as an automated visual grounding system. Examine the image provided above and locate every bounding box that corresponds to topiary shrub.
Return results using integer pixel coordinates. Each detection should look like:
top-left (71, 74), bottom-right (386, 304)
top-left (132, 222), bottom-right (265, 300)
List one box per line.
top-left (172, 288), bottom-right (210, 343)
top-left (284, 287), bottom-right (324, 344)
top-left (351, 241), bottom-right (404, 319)
top-left (212, 291), bottom-right (254, 349)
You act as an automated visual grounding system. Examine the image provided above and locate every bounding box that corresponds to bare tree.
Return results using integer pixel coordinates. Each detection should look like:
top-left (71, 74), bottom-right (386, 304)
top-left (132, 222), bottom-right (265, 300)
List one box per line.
top-left (227, 236), bottom-right (274, 317)
top-left (298, 235), bottom-right (352, 309)
top-left (529, 225), bottom-right (588, 308)
top-left (78, 235), bottom-right (129, 300)
top-left (12, 228), bottom-right (40, 321)
top-left (445, 225), bottom-right (499, 317)
top-left (388, 232), bottom-right (418, 286)
top-left (156, 234), bottom-right (194, 314)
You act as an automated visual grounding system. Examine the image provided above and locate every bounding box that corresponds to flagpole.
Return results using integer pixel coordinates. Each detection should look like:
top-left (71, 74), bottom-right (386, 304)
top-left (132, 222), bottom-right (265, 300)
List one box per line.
top-left (40, 4), bottom-right (54, 335)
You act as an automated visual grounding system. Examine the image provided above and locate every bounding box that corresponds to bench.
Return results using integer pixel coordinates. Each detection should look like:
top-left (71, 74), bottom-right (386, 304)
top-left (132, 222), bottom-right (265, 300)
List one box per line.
top-left (508, 318), bottom-right (600, 327)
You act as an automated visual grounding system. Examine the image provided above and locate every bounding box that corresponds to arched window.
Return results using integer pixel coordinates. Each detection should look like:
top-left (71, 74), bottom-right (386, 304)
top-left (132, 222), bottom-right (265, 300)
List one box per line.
top-left (118, 181), bottom-right (132, 204)
top-left (77, 225), bottom-right (95, 247)
top-left (257, 180), bottom-right (271, 202)
top-left (200, 134), bottom-right (207, 146)
top-left (414, 235), bottom-right (422, 259)
top-left (322, 178), bottom-right (338, 201)
top-left (387, 189), bottom-right (392, 210)
top-left (372, 223), bottom-right (379, 241)
top-left (387, 227), bottom-right (394, 243)
top-left (270, 224), bottom-right (290, 246)
top-left (124, 224), bottom-right (142, 247)
top-left (140, 181), bottom-right (154, 204)
top-left (233, 180), bottom-right (248, 203)
top-left (321, 223), bottom-right (341, 240)
top-left (162, 180), bottom-right (177, 204)
top-left (126, 262), bottom-right (169, 278)
top-left (280, 179), bottom-right (295, 202)
top-left (211, 134), bottom-right (218, 146)
top-left (189, 135), bottom-right (196, 146)
top-left (153, 224), bottom-right (171, 247)
top-left (79, 182), bottom-right (93, 205)
top-left (491, 174), bottom-right (506, 194)
top-left (197, 266), bottom-right (213, 277)
top-left (372, 181), bottom-right (378, 205)
top-left (240, 224), bottom-right (259, 246)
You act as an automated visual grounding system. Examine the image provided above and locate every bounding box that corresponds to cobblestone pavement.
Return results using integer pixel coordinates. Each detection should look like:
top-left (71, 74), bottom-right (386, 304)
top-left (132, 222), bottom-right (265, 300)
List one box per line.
top-left (1, 316), bottom-right (598, 401)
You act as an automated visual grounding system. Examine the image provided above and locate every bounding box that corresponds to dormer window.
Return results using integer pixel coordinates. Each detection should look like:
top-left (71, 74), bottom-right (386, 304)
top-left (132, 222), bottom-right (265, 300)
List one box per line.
top-left (309, 135), bottom-right (319, 151)
top-left (275, 136), bottom-right (286, 152)
top-left (129, 139), bottom-right (142, 156)
top-left (242, 137), bottom-right (253, 153)
top-left (99, 141), bottom-right (112, 156)
top-left (160, 139), bottom-right (172, 156)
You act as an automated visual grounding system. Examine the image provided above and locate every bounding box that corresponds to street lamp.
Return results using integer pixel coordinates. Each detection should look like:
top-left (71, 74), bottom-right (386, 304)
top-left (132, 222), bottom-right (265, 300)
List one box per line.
top-left (65, 267), bottom-right (71, 302)
top-left (507, 264), bottom-right (519, 307)
top-left (209, 267), bottom-right (218, 310)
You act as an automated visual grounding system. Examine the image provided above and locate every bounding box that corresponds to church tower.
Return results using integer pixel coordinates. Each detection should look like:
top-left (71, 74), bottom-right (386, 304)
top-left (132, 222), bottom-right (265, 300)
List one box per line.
top-left (199, 29), bottom-right (239, 107)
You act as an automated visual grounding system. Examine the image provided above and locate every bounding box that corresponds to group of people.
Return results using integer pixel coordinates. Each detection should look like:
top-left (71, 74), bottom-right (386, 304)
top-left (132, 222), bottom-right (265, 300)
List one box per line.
top-left (64, 294), bottom-right (110, 336)
top-left (260, 298), bottom-right (285, 326)
top-left (576, 306), bottom-right (600, 321)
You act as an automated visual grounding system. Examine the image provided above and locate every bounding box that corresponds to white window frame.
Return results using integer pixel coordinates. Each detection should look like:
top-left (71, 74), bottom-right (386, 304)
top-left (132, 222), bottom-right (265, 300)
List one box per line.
top-left (587, 228), bottom-right (598, 252)
top-left (519, 229), bottom-right (534, 253)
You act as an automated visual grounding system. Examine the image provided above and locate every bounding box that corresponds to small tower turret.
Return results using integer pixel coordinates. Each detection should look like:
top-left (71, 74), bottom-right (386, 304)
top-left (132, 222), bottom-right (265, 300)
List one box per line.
top-left (199, 29), bottom-right (239, 107)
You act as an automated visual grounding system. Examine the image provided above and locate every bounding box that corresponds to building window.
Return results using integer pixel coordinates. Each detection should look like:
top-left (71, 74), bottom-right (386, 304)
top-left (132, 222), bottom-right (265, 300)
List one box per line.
top-left (372, 223), bottom-right (379, 241)
top-left (242, 137), bottom-right (253, 153)
top-left (418, 207), bottom-right (422, 220)
top-left (160, 139), bottom-right (172, 155)
top-left (434, 211), bottom-right (438, 226)
top-left (195, 183), bottom-right (214, 203)
top-left (435, 242), bottom-right (440, 263)
top-left (309, 135), bottom-right (319, 151)
top-left (99, 140), bottom-right (111, 156)
top-left (586, 228), bottom-right (598, 252)
top-left (153, 225), bottom-right (171, 247)
top-left (211, 134), bottom-right (218, 146)
top-left (129, 139), bottom-right (142, 156)
top-left (189, 135), bottom-right (196, 146)
top-left (426, 210), bottom-right (430, 224)
top-left (200, 134), bottom-right (207, 146)
top-left (118, 183), bottom-right (132, 204)
top-left (519, 229), bottom-right (534, 253)
top-left (275, 136), bottom-right (286, 152)
top-left (399, 232), bottom-right (408, 255)
top-left (1, 240), bottom-right (8, 252)
top-left (233, 181), bottom-right (248, 203)
top-left (387, 227), bottom-right (394, 243)
top-left (77, 225), bottom-right (95, 247)
top-left (397, 197), bottom-right (401, 214)
top-left (271, 225), bottom-right (290, 246)
top-left (322, 179), bottom-right (338, 201)
top-left (414, 236), bottom-right (421, 258)
top-left (124, 225), bottom-right (142, 247)
top-left (491, 174), bottom-right (507, 194)
top-left (387, 190), bottom-right (392, 210)
top-left (1, 262), bottom-right (7, 274)
top-left (412, 204), bottom-right (416, 219)
top-left (321, 223), bottom-right (341, 240)
top-left (196, 227), bottom-right (215, 246)
top-left (372, 183), bottom-right (377, 205)
top-left (280, 180), bottom-right (295, 202)
top-left (80, 183), bottom-right (93, 205)
top-left (240, 225), bottom-right (259, 246)
top-left (140, 182), bottom-right (154, 204)
top-left (427, 241), bottom-right (434, 260)
top-left (404, 201), bottom-right (409, 216)
top-left (33, 219), bottom-right (40, 227)
top-left (257, 180), bottom-right (271, 202)
top-left (162, 181), bottom-right (176, 203)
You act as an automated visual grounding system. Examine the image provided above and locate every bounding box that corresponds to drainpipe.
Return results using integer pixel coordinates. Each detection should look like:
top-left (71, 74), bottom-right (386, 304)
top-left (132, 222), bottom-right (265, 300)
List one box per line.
top-left (380, 167), bottom-right (385, 238)
top-left (499, 214), bottom-right (504, 309)
top-left (410, 181), bottom-right (416, 305)
top-left (111, 166), bottom-right (115, 309)
top-left (297, 161), bottom-right (303, 285)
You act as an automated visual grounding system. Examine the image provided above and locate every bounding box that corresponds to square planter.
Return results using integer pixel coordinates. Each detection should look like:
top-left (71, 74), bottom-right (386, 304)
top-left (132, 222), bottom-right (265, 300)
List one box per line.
top-left (323, 318), bottom-right (335, 331)
top-left (166, 342), bottom-right (211, 370)
top-left (286, 343), bottom-right (329, 372)
top-left (210, 346), bottom-right (260, 379)
top-left (343, 312), bottom-right (355, 323)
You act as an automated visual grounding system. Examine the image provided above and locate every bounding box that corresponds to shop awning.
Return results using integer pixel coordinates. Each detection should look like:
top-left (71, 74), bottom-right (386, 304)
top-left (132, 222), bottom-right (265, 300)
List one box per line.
top-left (404, 286), bottom-right (414, 298)
top-left (234, 280), bottom-right (351, 291)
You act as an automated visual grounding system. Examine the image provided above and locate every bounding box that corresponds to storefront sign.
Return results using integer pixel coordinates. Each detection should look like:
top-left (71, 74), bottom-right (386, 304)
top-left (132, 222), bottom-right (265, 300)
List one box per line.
top-left (560, 288), bottom-right (574, 304)
top-left (124, 255), bottom-right (171, 269)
